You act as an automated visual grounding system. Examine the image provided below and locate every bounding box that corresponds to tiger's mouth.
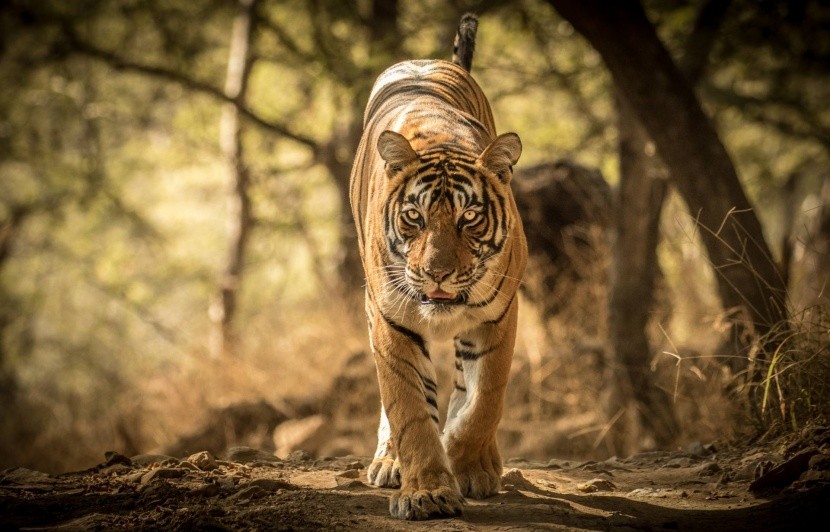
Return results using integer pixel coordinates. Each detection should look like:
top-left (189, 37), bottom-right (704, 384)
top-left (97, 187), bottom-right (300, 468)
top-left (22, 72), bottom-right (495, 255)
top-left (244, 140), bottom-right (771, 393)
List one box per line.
top-left (420, 289), bottom-right (466, 306)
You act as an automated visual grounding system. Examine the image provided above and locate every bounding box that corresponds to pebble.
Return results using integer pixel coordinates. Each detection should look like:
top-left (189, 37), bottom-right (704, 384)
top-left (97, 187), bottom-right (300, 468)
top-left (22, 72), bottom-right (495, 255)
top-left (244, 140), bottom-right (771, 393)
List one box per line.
top-left (286, 450), bottom-right (312, 462)
top-left (501, 468), bottom-right (537, 491)
top-left (0, 468), bottom-right (56, 486)
top-left (685, 442), bottom-right (711, 457)
top-left (101, 464), bottom-right (132, 476)
top-left (335, 478), bottom-right (364, 488)
top-left (335, 469), bottom-right (360, 479)
top-left (103, 452), bottom-right (133, 467)
top-left (248, 478), bottom-right (296, 491)
top-left (191, 482), bottom-right (221, 497)
top-left (230, 485), bottom-right (267, 502)
top-left (695, 461), bottom-right (722, 477)
top-left (140, 467), bottom-right (185, 485)
top-left (188, 451), bottom-right (218, 471)
top-left (577, 478), bottom-right (616, 493)
top-left (130, 454), bottom-right (180, 467)
top-left (225, 447), bottom-right (281, 464)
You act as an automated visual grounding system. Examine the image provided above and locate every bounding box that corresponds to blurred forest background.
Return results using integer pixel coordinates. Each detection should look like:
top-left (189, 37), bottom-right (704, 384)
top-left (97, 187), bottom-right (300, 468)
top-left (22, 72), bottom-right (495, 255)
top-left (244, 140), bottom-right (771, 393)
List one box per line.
top-left (1, 0), bottom-right (828, 474)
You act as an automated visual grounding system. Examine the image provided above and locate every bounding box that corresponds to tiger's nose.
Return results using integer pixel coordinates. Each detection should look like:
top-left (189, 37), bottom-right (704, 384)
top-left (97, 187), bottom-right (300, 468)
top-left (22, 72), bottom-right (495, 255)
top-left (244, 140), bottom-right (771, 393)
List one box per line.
top-left (425, 267), bottom-right (452, 282)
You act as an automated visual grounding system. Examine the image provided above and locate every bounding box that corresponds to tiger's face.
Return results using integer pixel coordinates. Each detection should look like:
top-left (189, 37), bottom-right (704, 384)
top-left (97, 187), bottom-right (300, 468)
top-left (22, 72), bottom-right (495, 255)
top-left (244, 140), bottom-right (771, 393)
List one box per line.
top-left (377, 131), bottom-right (521, 320)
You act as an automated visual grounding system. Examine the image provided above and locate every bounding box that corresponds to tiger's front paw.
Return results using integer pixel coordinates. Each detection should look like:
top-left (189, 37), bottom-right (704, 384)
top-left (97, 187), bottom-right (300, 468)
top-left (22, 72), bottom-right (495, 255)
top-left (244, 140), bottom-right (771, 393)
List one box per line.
top-left (449, 440), bottom-right (502, 499)
top-left (367, 456), bottom-right (401, 488)
top-left (389, 486), bottom-right (464, 520)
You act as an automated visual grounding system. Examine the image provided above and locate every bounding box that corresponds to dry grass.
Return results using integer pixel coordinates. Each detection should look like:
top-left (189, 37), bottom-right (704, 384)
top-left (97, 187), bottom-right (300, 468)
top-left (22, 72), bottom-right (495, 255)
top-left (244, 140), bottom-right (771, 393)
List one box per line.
top-left (4, 220), bottom-right (829, 473)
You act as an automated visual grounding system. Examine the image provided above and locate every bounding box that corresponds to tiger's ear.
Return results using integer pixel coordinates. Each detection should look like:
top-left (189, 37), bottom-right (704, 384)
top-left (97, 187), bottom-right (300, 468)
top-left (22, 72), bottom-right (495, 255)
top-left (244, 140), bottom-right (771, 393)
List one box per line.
top-left (378, 131), bottom-right (418, 173)
top-left (479, 132), bottom-right (522, 183)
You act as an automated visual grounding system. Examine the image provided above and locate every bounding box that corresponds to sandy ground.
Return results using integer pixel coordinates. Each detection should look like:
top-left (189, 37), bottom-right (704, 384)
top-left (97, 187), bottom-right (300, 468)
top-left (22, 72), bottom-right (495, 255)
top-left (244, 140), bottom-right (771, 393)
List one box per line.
top-left (1, 427), bottom-right (828, 531)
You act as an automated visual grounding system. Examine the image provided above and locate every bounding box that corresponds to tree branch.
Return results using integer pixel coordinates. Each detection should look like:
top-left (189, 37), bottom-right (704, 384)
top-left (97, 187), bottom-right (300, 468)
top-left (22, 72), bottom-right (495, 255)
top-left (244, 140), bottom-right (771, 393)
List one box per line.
top-left (705, 85), bottom-right (830, 149)
top-left (59, 24), bottom-right (319, 152)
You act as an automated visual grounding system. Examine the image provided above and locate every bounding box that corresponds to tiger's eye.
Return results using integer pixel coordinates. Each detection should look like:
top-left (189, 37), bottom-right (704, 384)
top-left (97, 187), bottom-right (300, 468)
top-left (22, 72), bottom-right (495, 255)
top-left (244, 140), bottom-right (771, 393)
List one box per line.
top-left (404, 209), bottom-right (421, 222)
top-left (462, 210), bottom-right (479, 222)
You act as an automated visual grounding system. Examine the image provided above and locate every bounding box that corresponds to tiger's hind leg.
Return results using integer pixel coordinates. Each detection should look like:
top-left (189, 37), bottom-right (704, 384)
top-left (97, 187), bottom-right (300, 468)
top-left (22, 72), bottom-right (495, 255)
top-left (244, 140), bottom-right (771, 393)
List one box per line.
top-left (367, 405), bottom-right (401, 488)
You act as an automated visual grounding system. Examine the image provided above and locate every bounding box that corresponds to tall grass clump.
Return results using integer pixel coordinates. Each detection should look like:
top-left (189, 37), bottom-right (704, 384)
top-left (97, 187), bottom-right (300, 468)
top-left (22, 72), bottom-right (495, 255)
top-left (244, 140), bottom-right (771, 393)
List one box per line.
top-left (755, 306), bottom-right (830, 432)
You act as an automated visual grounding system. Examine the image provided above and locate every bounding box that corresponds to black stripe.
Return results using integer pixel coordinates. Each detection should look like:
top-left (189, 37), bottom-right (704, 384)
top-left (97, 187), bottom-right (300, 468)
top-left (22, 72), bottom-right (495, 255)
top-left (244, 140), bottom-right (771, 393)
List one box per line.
top-left (374, 352), bottom-right (423, 395)
top-left (469, 252), bottom-right (512, 307)
top-left (421, 376), bottom-right (438, 393)
top-left (485, 293), bottom-right (515, 325)
top-left (456, 346), bottom-right (493, 361)
top-left (455, 384), bottom-right (467, 392)
top-left (381, 312), bottom-right (429, 359)
top-left (426, 396), bottom-right (438, 409)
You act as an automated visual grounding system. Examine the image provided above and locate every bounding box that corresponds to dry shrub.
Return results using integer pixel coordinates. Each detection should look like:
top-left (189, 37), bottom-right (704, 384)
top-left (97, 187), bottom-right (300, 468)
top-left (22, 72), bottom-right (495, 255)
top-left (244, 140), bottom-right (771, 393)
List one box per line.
top-left (753, 306), bottom-right (830, 432)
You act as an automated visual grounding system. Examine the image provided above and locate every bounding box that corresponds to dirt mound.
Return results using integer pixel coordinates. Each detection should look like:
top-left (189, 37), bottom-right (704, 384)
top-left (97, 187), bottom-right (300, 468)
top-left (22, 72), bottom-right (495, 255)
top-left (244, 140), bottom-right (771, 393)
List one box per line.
top-left (1, 427), bottom-right (828, 531)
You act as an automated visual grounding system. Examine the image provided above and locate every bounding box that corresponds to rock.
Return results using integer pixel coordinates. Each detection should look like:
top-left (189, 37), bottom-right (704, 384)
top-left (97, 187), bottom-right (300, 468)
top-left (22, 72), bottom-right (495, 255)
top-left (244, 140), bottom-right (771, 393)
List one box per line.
top-left (230, 485), bottom-right (267, 502)
top-left (582, 462), bottom-right (615, 475)
top-left (286, 450), bottom-right (312, 463)
top-left (808, 453), bottom-right (830, 471)
top-left (247, 478), bottom-right (296, 491)
top-left (187, 451), bottom-right (218, 471)
top-left (101, 464), bottom-right (132, 476)
top-left (0, 468), bottom-right (56, 486)
top-left (546, 459), bottom-right (564, 470)
top-left (273, 415), bottom-right (330, 458)
top-left (224, 447), bottom-right (280, 464)
top-left (798, 469), bottom-right (830, 483)
top-left (125, 471), bottom-right (146, 483)
top-left (140, 467), bottom-right (186, 485)
top-left (336, 469), bottom-right (360, 479)
top-left (798, 425), bottom-right (830, 448)
top-left (179, 461), bottom-right (200, 471)
top-left (218, 476), bottom-right (236, 490)
top-left (602, 457), bottom-right (631, 471)
top-left (577, 478), bottom-right (616, 493)
top-left (732, 451), bottom-right (779, 481)
top-left (130, 454), bottom-right (180, 467)
top-left (335, 478), bottom-right (364, 488)
top-left (685, 442), bottom-right (711, 457)
top-left (627, 487), bottom-right (671, 498)
top-left (695, 461), bottom-right (722, 477)
top-left (103, 451), bottom-right (133, 467)
top-left (627, 451), bottom-right (674, 463)
top-left (501, 468), bottom-right (538, 491)
top-left (664, 456), bottom-right (695, 468)
top-left (191, 482), bottom-right (222, 497)
top-left (344, 461), bottom-right (364, 471)
top-left (749, 448), bottom-right (820, 493)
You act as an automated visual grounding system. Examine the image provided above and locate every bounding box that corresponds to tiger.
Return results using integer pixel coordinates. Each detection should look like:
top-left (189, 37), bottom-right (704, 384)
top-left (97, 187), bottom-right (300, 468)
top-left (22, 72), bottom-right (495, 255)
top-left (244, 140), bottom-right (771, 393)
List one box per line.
top-left (349, 13), bottom-right (527, 520)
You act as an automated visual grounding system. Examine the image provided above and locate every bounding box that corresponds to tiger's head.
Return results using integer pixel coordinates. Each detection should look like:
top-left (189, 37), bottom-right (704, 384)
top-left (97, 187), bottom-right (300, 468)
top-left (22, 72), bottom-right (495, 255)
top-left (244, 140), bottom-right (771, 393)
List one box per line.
top-left (377, 130), bottom-right (522, 320)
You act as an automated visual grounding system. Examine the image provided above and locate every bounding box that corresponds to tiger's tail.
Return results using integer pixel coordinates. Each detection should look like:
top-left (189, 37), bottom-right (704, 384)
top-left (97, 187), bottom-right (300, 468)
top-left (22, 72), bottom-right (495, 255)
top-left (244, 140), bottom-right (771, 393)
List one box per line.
top-left (452, 13), bottom-right (478, 72)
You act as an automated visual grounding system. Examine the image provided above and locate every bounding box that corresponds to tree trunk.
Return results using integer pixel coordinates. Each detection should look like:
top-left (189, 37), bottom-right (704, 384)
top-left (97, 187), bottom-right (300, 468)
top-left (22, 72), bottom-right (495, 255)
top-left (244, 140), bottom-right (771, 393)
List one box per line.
top-left (607, 92), bottom-right (676, 452)
top-left (209, 0), bottom-right (258, 358)
top-left (327, 0), bottom-right (402, 303)
top-left (604, 0), bottom-right (731, 453)
top-left (548, 0), bottom-right (788, 385)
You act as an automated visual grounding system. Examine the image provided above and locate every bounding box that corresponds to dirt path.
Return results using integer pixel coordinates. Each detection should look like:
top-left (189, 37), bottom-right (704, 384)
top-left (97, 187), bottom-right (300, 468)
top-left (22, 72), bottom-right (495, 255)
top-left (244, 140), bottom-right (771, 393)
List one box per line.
top-left (2, 428), bottom-right (828, 531)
